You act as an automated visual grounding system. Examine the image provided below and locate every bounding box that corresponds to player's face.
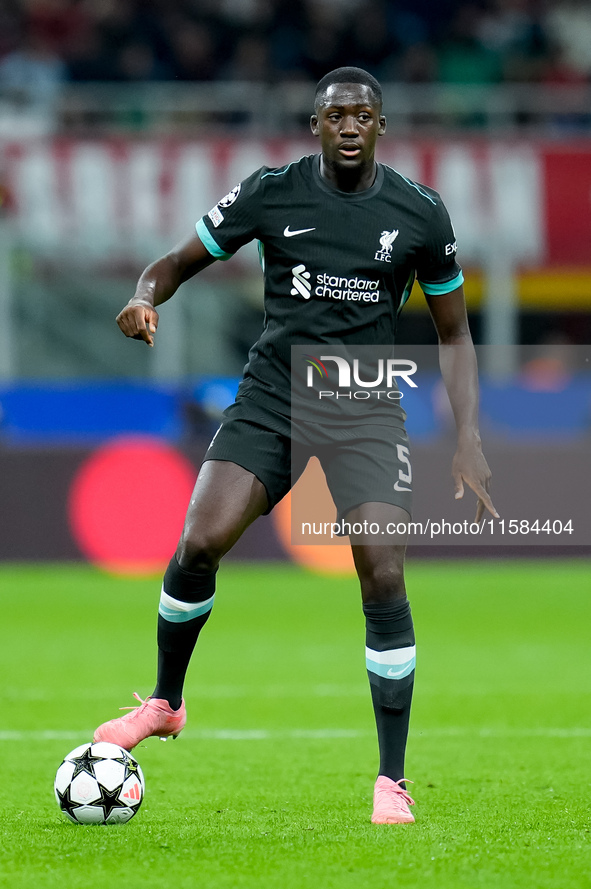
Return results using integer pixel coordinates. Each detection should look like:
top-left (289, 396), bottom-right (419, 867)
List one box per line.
top-left (310, 83), bottom-right (386, 173)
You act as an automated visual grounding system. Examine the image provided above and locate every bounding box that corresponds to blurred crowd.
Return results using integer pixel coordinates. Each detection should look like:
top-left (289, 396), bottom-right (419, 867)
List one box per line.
top-left (1, 0), bottom-right (591, 103)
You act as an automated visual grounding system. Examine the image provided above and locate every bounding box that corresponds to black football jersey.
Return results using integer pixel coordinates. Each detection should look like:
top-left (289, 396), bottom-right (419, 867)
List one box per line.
top-left (196, 154), bottom-right (462, 421)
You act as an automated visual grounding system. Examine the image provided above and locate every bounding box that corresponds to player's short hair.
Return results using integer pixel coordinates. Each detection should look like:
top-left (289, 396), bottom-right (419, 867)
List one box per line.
top-left (314, 67), bottom-right (383, 111)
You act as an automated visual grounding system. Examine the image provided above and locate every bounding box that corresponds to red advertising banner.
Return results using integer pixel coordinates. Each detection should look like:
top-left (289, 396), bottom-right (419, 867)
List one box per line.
top-left (1, 137), bottom-right (591, 267)
top-left (543, 147), bottom-right (591, 264)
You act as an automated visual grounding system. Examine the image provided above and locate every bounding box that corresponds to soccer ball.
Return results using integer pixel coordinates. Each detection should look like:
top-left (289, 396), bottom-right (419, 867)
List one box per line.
top-left (54, 741), bottom-right (145, 825)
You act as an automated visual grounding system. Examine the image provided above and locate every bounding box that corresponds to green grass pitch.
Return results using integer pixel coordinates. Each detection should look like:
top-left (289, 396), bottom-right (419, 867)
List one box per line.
top-left (1, 559), bottom-right (590, 889)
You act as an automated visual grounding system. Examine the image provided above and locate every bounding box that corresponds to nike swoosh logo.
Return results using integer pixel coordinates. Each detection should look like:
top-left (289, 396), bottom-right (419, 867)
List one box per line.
top-left (284, 226), bottom-right (316, 237)
top-left (394, 482), bottom-right (412, 492)
top-left (387, 666), bottom-right (409, 677)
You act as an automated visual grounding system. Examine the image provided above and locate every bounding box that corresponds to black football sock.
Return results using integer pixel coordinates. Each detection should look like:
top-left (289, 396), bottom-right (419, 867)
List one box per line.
top-left (363, 598), bottom-right (415, 784)
top-left (152, 555), bottom-right (216, 710)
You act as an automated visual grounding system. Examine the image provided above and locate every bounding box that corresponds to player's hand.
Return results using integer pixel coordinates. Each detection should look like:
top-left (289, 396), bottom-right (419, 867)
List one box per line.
top-left (452, 439), bottom-right (499, 522)
top-left (116, 300), bottom-right (159, 347)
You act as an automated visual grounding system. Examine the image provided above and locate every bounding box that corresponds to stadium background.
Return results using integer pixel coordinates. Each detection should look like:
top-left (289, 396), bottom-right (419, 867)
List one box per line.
top-left (1, 0), bottom-right (590, 568)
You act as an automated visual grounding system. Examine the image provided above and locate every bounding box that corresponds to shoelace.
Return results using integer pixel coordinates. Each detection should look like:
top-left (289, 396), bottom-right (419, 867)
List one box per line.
top-left (381, 778), bottom-right (415, 807)
top-left (119, 692), bottom-right (151, 716)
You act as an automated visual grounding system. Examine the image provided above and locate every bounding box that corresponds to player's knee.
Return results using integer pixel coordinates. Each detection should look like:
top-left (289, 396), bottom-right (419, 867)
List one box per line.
top-left (359, 561), bottom-right (406, 603)
top-left (176, 532), bottom-right (226, 573)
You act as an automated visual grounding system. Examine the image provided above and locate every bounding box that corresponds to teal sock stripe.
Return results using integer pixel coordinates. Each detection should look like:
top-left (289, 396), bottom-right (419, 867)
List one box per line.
top-left (158, 589), bottom-right (215, 623)
top-left (365, 645), bottom-right (416, 680)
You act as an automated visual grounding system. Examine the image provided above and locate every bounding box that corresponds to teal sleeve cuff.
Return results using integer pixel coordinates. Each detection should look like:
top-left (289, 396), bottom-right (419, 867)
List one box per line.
top-left (196, 218), bottom-right (233, 261)
top-left (418, 270), bottom-right (464, 295)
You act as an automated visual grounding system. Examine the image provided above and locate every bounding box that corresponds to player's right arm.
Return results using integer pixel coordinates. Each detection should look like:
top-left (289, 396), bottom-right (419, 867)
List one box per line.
top-left (116, 233), bottom-right (216, 347)
top-left (120, 167), bottom-right (264, 345)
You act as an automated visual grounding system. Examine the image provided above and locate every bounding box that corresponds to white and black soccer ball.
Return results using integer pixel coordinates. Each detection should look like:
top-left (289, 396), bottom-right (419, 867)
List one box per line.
top-left (54, 741), bottom-right (145, 825)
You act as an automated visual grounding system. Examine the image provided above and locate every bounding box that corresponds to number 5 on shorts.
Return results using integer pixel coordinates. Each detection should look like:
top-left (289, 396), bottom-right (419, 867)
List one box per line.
top-left (394, 444), bottom-right (412, 491)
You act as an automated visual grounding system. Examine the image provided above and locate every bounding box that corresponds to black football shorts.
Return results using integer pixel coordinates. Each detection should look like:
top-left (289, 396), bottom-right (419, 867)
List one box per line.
top-left (204, 396), bottom-right (413, 520)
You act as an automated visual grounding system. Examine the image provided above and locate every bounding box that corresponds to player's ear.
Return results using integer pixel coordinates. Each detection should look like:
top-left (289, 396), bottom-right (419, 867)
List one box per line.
top-left (378, 115), bottom-right (387, 136)
top-left (310, 114), bottom-right (319, 137)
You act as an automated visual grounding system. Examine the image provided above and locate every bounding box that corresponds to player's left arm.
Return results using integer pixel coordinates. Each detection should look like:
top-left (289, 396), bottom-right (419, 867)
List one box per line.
top-left (426, 285), bottom-right (499, 521)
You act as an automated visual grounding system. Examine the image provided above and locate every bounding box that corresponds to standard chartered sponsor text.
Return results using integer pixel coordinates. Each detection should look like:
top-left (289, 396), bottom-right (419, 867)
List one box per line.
top-left (315, 273), bottom-right (380, 303)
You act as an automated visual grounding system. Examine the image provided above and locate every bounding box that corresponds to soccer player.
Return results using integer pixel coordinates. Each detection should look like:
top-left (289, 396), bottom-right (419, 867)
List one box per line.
top-left (94, 67), bottom-right (498, 824)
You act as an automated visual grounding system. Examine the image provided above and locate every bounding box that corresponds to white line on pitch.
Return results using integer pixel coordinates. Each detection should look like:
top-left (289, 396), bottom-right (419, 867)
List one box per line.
top-left (1, 727), bottom-right (591, 742)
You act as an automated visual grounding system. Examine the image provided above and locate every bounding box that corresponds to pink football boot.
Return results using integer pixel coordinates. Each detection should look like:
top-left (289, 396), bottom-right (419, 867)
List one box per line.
top-left (93, 693), bottom-right (186, 751)
top-left (371, 776), bottom-right (415, 824)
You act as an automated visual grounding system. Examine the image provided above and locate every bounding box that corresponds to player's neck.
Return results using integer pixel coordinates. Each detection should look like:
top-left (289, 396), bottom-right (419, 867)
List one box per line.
top-left (319, 156), bottom-right (378, 193)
